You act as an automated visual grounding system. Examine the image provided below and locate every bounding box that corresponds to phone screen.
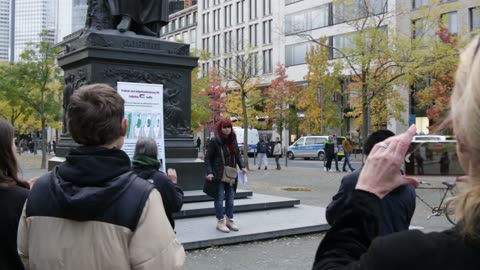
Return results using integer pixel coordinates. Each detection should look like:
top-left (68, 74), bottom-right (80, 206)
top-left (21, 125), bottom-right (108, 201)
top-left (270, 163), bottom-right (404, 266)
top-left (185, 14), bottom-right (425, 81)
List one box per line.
top-left (404, 141), bottom-right (465, 176)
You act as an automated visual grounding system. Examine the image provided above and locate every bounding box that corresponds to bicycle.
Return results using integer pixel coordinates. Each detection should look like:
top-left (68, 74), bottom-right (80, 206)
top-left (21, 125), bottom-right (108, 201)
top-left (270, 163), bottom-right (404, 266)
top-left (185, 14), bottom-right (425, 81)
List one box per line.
top-left (415, 180), bottom-right (457, 225)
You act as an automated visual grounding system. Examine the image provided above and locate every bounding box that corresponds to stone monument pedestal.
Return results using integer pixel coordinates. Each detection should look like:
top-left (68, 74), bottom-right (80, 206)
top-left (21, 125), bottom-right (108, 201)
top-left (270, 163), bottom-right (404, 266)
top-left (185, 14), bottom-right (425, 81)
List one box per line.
top-left (49, 30), bottom-right (205, 191)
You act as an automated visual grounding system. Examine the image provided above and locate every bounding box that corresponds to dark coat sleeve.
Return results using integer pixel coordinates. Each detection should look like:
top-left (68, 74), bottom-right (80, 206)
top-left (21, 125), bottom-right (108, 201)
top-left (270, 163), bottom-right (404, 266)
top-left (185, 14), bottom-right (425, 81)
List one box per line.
top-left (325, 171), bottom-right (360, 225)
top-left (234, 142), bottom-right (245, 169)
top-left (313, 190), bottom-right (382, 270)
top-left (152, 172), bottom-right (184, 213)
top-left (205, 139), bottom-right (218, 176)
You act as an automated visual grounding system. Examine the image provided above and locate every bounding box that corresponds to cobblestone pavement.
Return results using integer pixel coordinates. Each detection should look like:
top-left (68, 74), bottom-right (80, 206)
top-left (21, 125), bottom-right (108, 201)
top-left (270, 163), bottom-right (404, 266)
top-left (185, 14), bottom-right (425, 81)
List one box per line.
top-left (17, 154), bottom-right (456, 270)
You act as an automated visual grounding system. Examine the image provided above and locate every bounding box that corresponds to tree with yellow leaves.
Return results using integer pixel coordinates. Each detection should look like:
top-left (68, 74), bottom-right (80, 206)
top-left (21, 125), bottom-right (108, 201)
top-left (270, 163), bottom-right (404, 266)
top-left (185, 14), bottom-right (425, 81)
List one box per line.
top-left (0, 31), bottom-right (62, 168)
top-left (298, 37), bottom-right (343, 135)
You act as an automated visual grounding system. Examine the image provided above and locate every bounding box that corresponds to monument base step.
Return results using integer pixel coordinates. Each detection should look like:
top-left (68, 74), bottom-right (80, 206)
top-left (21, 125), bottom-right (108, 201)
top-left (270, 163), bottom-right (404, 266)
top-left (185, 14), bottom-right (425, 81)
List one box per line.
top-left (174, 193), bottom-right (300, 219)
top-left (176, 204), bottom-right (329, 250)
top-left (183, 189), bottom-right (253, 203)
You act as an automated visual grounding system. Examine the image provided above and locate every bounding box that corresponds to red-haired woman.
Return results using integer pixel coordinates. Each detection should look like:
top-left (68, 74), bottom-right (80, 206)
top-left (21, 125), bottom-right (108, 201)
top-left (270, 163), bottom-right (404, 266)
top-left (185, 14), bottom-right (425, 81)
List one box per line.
top-left (0, 119), bottom-right (29, 270)
top-left (204, 119), bottom-right (247, 233)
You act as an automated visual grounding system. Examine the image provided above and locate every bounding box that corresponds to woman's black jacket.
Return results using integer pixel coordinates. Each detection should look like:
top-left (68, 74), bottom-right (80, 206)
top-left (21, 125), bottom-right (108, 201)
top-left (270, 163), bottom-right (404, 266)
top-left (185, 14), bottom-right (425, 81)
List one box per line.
top-left (203, 135), bottom-right (245, 198)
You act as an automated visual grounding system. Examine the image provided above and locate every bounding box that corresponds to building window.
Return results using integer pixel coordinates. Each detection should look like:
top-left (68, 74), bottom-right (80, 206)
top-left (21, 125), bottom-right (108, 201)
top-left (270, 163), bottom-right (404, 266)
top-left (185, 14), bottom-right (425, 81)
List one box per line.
top-left (331, 33), bottom-right (354, 59)
top-left (262, 49), bottom-right (272, 73)
top-left (190, 29), bottom-right (196, 44)
top-left (213, 8), bottom-right (221, 31)
top-left (212, 34), bottom-right (221, 56)
top-left (224, 57), bottom-right (233, 77)
top-left (412, 18), bottom-right (427, 39)
top-left (470, 7), bottom-right (480, 32)
top-left (202, 37), bottom-right (210, 53)
top-left (441, 11), bottom-right (458, 34)
top-left (248, 52), bottom-right (258, 75)
top-left (224, 4), bottom-right (232, 27)
top-left (249, 0), bottom-right (258, 20)
top-left (333, 0), bottom-right (386, 24)
top-left (193, 12), bottom-right (197, 23)
top-left (285, 42), bottom-right (311, 66)
top-left (412, 0), bottom-right (427, 9)
top-left (263, 20), bottom-right (272, 44)
top-left (236, 1), bottom-right (245, 24)
top-left (203, 0), bottom-right (209, 9)
top-left (224, 31), bottom-right (232, 52)
top-left (236, 27), bottom-right (245, 50)
top-left (263, 0), bottom-right (272, 15)
top-left (202, 13), bottom-right (210, 33)
top-left (249, 23), bottom-right (258, 47)
top-left (285, 4), bottom-right (329, 34)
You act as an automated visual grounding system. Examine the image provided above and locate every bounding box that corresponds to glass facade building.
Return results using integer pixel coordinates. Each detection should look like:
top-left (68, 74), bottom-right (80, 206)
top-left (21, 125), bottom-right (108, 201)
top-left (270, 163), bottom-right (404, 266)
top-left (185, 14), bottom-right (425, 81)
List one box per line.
top-left (14, 0), bottom-right (57, 61)
top-left (0, 0), bottom-right (10, 61)
top-left (72, 0), bottom-right (87, 32)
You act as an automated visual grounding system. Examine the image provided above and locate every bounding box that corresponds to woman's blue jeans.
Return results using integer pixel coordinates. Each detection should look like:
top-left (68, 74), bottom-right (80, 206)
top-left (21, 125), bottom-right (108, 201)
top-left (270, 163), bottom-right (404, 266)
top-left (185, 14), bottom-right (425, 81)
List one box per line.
top-left (342, 153), bottom-right (354, 171)
top-left (214, 181), bottom-right (235, 220)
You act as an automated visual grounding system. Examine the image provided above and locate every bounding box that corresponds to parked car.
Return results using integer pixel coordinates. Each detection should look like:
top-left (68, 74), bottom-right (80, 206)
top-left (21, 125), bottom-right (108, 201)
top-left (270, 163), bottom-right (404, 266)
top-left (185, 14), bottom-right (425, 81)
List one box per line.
top-left (287, 136), bottom-right (328, 161)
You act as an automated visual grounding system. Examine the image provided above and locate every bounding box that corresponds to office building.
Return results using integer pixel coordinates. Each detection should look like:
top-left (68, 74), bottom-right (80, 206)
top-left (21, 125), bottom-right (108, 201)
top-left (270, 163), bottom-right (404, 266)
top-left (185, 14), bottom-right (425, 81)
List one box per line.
top-left (72, 0), bottom-right (87, 33)
top-left (0, 0), bottom-right (11, 61)
top-left (161, 3), bottom-right (199, 50)
top-left (14, 0), bottom-right (57, 61)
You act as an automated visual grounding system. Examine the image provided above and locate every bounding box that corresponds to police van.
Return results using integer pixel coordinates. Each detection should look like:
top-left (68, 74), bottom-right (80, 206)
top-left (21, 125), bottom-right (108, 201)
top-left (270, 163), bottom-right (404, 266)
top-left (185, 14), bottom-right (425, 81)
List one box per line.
top-left (233, 127), bottom-right (259, 155)
top-left (287, 135), bottom-right (346, 161)
top-left (287, 136), bottom-right (329, 161)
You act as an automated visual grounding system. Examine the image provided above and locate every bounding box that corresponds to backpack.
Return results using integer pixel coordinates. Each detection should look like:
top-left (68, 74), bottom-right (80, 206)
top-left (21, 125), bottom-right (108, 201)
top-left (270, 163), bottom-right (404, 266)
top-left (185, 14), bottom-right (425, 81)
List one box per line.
top-left (257, 142), bottom-right (268, 153)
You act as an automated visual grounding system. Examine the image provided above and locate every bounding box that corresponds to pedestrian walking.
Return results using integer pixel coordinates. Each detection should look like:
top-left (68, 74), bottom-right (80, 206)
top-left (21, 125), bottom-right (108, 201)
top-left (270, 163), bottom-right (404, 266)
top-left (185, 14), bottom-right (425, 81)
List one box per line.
top-left (132, 137), bottom-right (184, 229)
top-left (324, 136), bottom-right (340, 172)
top-left (273, 137), bottom-right (282, 170)
top-left (17, 84), bottom-right (185, 269)
top-left (204, 118), bottom-right (247, 233)
top-left (341, 137), bottom-right (355, 172)
top-left (196, 136), bottom-right (202, 151)
top-left (256, 137), bottom-right (269, 170)
top-left (0, 119), bottom-right (30, 270)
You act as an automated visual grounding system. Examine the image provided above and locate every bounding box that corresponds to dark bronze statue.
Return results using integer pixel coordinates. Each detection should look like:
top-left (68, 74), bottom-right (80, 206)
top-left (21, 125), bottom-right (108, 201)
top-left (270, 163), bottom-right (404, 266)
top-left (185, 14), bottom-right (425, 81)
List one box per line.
top-left (87, 0), bottom-right (169, 37)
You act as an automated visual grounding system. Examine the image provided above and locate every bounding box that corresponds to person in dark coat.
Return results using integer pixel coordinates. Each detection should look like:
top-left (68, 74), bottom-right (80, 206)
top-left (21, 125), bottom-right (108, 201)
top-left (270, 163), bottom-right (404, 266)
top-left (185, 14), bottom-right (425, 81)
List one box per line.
top-left (132, 137), bottom-right (184, 229)
top-left (313, 36), bottom-right (480, 270)
top-left (324, 136), bottom-right (339, 172)
top-left (204, 119), bottom-right (247, 233)
top-left (196, 137), bottom-right (202, 151)
top-left (0, 119), bottom-right (30, 270)
top-left (326, 129), bottom-right (416, 236)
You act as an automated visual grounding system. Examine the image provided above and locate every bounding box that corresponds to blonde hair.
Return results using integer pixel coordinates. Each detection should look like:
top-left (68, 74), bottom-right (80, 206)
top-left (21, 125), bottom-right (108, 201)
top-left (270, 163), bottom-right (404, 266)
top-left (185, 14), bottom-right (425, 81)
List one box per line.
top-left (451, 35), bottom-right (480, 242)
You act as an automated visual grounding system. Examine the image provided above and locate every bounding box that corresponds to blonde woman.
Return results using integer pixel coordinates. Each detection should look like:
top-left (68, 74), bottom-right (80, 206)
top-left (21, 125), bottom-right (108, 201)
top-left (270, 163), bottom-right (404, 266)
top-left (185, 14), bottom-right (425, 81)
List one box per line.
top-left (313, 36), bottom-right (480, 270)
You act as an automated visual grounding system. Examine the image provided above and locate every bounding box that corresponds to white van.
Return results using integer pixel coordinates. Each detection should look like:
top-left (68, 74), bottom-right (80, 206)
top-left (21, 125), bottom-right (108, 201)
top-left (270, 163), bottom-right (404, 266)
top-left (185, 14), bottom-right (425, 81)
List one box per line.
top-left (233, 127), bottom-right (259, 155)
top-left (287, 136), bottom-right (329, 160)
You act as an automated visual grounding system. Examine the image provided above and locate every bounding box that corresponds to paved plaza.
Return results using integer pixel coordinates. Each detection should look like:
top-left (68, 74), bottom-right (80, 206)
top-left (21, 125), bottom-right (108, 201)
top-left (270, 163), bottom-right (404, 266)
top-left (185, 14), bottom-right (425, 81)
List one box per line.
top-left (18, 153), bottom-right (455, 270)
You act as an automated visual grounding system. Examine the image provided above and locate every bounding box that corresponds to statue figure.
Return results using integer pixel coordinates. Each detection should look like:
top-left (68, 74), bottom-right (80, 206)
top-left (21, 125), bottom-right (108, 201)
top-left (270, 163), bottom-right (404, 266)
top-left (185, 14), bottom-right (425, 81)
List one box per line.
top-left (88, 0), bottom-right (169, 37)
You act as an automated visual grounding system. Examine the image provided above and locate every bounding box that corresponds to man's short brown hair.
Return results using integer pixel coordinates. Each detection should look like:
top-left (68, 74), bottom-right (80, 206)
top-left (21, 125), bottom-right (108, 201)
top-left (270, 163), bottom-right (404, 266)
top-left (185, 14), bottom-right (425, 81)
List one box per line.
top-left (68, 84), bottom-right (125, 146)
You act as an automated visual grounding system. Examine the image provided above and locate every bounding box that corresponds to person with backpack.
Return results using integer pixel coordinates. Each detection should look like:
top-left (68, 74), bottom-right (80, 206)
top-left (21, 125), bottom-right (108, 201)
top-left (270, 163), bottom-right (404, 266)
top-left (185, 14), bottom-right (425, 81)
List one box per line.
top-left (17, 84), bottom-right (184, 269)
top-left (256, 137), bottom-right (269, 170)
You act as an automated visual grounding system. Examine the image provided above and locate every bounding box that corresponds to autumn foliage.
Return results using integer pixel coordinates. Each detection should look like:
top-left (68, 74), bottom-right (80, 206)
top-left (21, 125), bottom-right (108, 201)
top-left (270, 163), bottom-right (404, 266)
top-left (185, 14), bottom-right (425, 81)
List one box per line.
top-left (414, 25), bottom-right (458, 124)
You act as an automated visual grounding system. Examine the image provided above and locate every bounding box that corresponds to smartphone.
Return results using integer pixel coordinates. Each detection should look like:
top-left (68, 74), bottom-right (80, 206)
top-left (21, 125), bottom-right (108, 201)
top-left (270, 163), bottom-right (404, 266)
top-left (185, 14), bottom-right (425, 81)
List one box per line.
top-left (404, 141), bottom-right (465, 176)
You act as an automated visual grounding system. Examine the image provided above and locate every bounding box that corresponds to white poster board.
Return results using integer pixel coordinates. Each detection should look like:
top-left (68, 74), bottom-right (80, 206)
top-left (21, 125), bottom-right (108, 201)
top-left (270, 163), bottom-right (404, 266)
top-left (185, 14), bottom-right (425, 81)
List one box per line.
top-left (118, 82), bottom-right (166, 172)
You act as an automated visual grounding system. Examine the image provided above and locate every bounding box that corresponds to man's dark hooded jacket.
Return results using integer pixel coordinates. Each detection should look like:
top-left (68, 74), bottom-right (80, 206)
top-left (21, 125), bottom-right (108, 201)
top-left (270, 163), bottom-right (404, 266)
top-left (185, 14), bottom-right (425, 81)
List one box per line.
top-left (17, 146), bottom-right (184, 270)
